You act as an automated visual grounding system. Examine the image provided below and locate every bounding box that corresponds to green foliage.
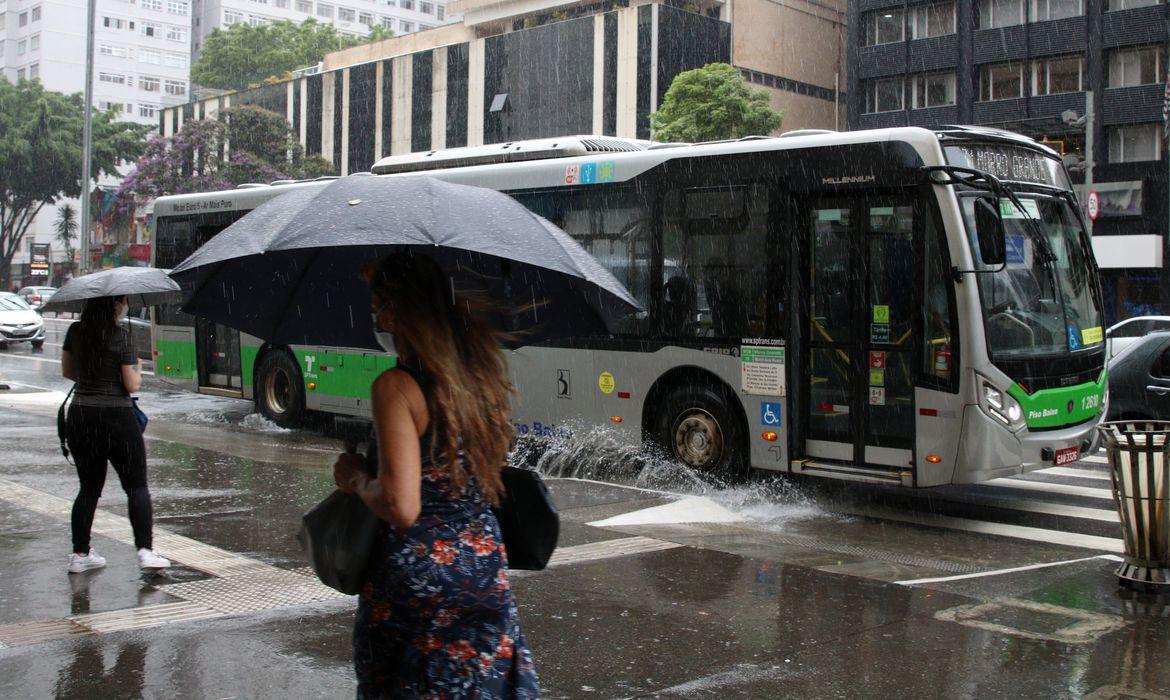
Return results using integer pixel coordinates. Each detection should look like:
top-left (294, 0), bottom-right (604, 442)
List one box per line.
top-left (192, 19), bottom-right (395, 91)
top-left (54, 203), bottom-right (78, 265)
top-left (650, 63), bottom-right (783, 143)
top-left (0, 78), bottom-right (149, 287)
top-left (118, 104), bottom-right (334, 201)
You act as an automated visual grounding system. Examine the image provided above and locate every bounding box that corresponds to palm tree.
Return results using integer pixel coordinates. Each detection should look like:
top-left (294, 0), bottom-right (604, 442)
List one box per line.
top-left (54, 204), bottom-right (78, 275)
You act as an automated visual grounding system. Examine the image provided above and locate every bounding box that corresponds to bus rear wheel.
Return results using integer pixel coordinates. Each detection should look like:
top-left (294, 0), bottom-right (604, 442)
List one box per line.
top-left (656, 384), bottom-right (746, 478)
top-left (255, 351), bottom-right (306, 429)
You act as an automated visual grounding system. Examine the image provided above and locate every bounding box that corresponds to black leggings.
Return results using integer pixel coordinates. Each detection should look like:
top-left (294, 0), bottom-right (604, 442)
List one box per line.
top-left (67, 404), bottom-right (153, 553)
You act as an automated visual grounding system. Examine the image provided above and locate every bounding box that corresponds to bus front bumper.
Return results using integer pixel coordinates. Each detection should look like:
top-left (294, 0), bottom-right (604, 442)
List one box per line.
top-left (954, 405), bottom-right (1103, 484)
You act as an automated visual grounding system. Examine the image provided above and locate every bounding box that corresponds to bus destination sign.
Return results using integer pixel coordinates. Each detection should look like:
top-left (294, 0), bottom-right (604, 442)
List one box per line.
top-left (943, 145), bottom-right (1067, 189)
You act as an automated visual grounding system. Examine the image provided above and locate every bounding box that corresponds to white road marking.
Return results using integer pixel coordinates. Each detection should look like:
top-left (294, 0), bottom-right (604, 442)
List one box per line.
top-left (935, 597), bottom-right (1128, 643)
top-left (1039, 466), bottom-right (1110, 481)
top-left (896, 554), bottom-right (1123, 585)
top-left (1081, 454), bottom-right (1108, 465)
top-left (981, 477), bottom-right (1114, 501)
top-left (963, 495), bottom-right (1118, 522)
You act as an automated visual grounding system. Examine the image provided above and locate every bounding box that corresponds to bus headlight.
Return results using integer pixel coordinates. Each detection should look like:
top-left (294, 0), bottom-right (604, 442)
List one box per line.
top-left (981, 378), bottom-right (1025, 431)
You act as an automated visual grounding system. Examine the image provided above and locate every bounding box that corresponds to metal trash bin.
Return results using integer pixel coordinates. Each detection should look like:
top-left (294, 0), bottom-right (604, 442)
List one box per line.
top-left (1097, 421), bottom-right (1170, 590)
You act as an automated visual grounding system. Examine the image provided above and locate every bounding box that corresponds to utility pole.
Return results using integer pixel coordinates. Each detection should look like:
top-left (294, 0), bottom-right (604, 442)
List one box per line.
top-left (78, 0), bottom-right (96, 274)
top-left (1085, 89), bottom-right (1094, 236)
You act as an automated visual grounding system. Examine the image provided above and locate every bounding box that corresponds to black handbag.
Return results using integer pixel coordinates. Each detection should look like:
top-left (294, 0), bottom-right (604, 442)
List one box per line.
top-left (57, 385), bottom-right (75, 463)
top-left (493, 467), bottom-right (560, 571)
top-left (298, 488), bottom-right (381, 595)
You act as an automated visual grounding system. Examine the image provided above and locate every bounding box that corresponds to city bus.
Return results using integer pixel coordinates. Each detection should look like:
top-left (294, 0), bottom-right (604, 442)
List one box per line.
top-left (151, 126), bottom-right (1107, 487)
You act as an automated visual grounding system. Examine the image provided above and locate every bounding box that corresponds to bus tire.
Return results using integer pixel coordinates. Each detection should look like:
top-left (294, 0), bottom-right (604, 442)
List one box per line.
top-left (656, 384), bottom-right (747, 478)
top-left (255, 350), bottom-right (306, 429)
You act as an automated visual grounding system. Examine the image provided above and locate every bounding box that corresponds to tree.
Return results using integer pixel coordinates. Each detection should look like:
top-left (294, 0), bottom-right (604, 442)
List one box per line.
top-left (650, 63), bottom-right (783, 143)
top-left (118, 104), bottom-right (334, 201)
top-left (0, 79), bottom-right (150, 289)
top-left (54, 203), bottom-right (78, 270)
top-left (192, 19), bottom-right (395, 91)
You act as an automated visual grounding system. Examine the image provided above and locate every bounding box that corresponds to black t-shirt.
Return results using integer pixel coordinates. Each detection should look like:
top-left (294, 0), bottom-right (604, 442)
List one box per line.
top-left (63, 323), bottom-right (135, 407)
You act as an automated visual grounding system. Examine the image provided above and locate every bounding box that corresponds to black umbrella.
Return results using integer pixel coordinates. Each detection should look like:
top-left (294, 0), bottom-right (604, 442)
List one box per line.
top-left (169, 175), bottom-right (642, 349)
top-left (42, 266), bottom-right (181, 313)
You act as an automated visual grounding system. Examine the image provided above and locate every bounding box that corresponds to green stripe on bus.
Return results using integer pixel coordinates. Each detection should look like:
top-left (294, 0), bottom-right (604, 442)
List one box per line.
top-left (154, 338), bottom-right (197, 381)
top-left (241, 344), bottom-right (259, 388)
top-left (1008, 370), bottom-right (1107, 430)
top-left (297, 349), bottom-right (396, 400)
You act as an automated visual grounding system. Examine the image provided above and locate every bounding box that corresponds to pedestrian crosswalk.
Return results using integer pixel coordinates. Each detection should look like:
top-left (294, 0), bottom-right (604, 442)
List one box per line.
top-left (878, 456), bottom-right (1124, 553)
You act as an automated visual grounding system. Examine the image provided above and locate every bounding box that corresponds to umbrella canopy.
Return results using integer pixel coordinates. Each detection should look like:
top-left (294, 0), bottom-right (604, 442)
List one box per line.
top-left (41, 266), bottom-right (181, 313)
top-left (169, 175), bottom-right (643, 350)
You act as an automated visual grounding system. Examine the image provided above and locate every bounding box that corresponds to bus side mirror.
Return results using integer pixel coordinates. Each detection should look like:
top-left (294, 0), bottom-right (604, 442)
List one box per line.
top-left (975, 199), bottom-right (1006, 267)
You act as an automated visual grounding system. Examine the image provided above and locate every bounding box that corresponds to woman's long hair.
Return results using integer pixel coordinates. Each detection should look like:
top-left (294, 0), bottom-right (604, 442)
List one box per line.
top-left (363, 252), bottom-right (515, 505)
top-left (75, 297), bottom-right (120, 377)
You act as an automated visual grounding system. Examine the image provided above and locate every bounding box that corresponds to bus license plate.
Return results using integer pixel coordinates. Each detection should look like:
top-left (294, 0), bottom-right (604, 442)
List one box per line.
top-left (1054, 446), bottom-right (1079, 466)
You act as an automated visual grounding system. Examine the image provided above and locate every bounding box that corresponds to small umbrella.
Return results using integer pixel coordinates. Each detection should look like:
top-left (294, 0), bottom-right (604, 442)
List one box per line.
top-left (41, 266), bottom-right (182, 313)
top-left (169, 175), bottom-right (642, 349)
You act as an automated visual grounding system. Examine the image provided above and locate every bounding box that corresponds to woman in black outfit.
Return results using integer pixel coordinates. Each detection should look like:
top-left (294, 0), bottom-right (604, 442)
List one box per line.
top-left (61, 295), bottom-right (169, 573)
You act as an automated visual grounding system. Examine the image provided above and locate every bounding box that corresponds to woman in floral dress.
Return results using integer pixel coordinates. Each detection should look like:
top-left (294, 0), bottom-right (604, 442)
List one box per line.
top-left (333, 252), bottom-right (540, 699)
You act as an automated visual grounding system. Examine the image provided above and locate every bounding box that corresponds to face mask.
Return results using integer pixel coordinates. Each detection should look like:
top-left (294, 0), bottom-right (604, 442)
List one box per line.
top-left (116, 304), bottom-right (128, 321)
top-left (372, 313), bottom-right (396, 356)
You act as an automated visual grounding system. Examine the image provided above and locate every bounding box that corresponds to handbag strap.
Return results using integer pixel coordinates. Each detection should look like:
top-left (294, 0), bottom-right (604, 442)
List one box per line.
top-left (58, 384), bottom-right (75, 465)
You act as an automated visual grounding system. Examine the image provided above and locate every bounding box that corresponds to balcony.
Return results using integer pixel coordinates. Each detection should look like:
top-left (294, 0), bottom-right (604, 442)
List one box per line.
top-left (1102, 5), bottom-right (1168, 48)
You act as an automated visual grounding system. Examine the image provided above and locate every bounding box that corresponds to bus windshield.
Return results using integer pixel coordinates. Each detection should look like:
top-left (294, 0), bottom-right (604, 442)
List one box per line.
top-left (961, 194), bottom-right (1103, 359)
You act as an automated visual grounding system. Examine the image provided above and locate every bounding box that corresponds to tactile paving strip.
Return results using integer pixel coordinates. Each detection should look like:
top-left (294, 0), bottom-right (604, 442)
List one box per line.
top-left (158, 569), bottom-right (348, 614)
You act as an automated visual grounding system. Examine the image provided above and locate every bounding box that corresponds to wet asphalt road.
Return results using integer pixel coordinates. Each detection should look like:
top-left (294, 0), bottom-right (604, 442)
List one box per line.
top-left (1, 317), bottom-right (1168, 699)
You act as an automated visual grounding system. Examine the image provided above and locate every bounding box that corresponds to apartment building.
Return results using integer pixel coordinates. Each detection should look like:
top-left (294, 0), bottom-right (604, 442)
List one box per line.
top-left (0, 0), bottom-right (192, 283)
top-left (848, 0), bottom-right (1169, 322)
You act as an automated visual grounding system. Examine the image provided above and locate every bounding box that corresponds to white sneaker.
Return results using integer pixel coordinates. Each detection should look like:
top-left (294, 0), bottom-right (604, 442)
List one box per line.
top-left (68, 549), bottom-right (107, 574)
top-left (137, 549), bottom-right (170, 570)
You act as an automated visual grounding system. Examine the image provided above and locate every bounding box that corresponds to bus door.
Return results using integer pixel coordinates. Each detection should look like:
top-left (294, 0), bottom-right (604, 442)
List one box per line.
top-left (801, 197), bottom-right (916, 470)
top-left (196, 316), bottom-right (243, 393)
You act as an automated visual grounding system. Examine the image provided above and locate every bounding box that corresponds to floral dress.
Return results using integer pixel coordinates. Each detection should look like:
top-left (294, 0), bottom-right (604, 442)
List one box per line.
top-left (353, 369), bottom-right (540, 699)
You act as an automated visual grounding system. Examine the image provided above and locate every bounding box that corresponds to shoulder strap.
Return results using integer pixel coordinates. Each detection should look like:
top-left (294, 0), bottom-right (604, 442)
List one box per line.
top-left (58, 384), bottom-right (75, 464)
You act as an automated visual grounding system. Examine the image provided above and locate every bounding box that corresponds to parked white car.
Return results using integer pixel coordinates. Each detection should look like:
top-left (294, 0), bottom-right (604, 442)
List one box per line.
top-left (0, 292), bottom-right (45, 349)
top-left (1106, 316), bottom-right (1170, 360)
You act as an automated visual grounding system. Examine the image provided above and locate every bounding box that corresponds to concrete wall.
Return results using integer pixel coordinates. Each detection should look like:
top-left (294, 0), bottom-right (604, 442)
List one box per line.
top-left (323, 24), bottom-right (477, 71)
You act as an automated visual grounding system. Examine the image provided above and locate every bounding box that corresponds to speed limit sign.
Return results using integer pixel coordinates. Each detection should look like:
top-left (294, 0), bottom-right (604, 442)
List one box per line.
top-left (1087, 191), bottom-right (1099, 221)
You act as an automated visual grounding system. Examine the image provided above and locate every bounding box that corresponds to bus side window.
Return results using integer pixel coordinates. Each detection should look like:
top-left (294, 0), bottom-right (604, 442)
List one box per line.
top-left (923, 204), bottom-right (955, 384)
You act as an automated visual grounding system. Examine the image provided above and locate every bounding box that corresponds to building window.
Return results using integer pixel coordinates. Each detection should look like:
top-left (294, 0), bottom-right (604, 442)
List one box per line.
top-left (1109, 46), bottom-right (1164, 87)
top-left (1108, 124), bottom-right (1160, 162)
top-left (31, 6), bottom-right (41, 21)
top-left (100, 43), bottom-right (131, 58)
top-left (978, 0), bottom-right (1024, 28)
top-left (913, 72), bottom-right (956, 107)
top-left (400, 0), bottom-right (414, 10)
top-left (141, 0), bottom-right (163, 9)
top-left (296, 0), bottom-right (312, 11)
top-left (164, 53), bottom-right (186, 68)
top-left (102, 16), bottom-right (134, 30)
top-left (224, 9), bottom-right (243, 22)
top-left (1033, 55), bottom-right (1082, 94)
top-left (418, 23), bottom-right (432, 29)
top-left (16, 68), bottom-right (26, 81)
top-left (29, 35), bottom-right (40, 51)
top-left (16, 40), bottom-right (26, 55)
top-left (164, 79), bottom-right (187, 96)
top-left (166, 0), bottom-right (189, 15)
top-left (436, 5), bottom-right (444, 19)
top-left (400, 20), bottom-right (414, 31)
top-left (248, 15), bottom-right (268, 25)
top-left (910, 1), bottom-right (955, 39)
top-left (274, 0), bottom-right (289, 7)
top-left (1032, 0), bottom-right (1083, 20)
top-left (381, 16), bottom-right (394, 28)
top-left (316, 3), bottom-right (334, 17)
top-left (359, 12), bottom-right (374, 25)
top-left (252, 0), bottom-right (269, 3)
top-left (420, 1), bottom-right (434, 13)
top-left (979, 62), bottom-right (1025, 100)
top-left (99, 72), bottom-right (128, 85)
top-left (140, 76), bottom-right (161, 91)
top-left (18, 11), bottom-right (28, 26)
top-left (1107, 0), bottom-right (1159, 9)
top-left (139, 104), bottom-right (159, 118)
top-left (140, 49), bottom-right (161, 64)
top-left (864, 9), bottom-right (904, 45)
top-left (864, 78), bottom-right (905, 113)
top-left (166, 26), bottom-right (187, 41)
top-left (29, 63), bottom-right (38, 80)
top-left (339, 7), bottom-right (355, 20)
top-left (142, 22), bottom-right (161, 36)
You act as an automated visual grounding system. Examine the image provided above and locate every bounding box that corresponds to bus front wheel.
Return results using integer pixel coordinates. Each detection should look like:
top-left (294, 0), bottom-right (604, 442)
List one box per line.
top-left (255, 351), bottom-right (306, 429)
top-left (656, 385), bottom-right (746, 478)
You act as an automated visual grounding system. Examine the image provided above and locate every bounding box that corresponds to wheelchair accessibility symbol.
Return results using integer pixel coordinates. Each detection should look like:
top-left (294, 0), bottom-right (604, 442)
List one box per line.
top-left (761, 402), bottom-right (782, 427)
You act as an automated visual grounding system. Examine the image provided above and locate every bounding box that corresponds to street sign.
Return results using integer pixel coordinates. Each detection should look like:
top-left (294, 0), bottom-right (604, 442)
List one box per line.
top-left (1087, 191), bottom-right (1098, 221)
top-left (29, 243), bottom-right (50, 278)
